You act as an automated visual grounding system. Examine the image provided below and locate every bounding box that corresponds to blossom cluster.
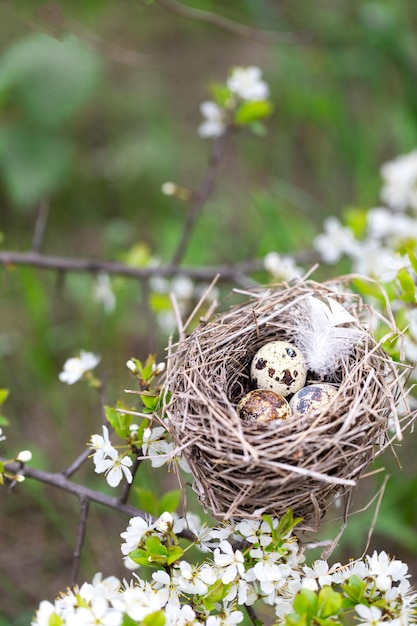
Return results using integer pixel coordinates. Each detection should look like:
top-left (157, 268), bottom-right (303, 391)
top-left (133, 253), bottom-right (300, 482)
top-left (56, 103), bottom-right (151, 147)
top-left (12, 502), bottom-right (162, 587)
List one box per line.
top-left (32, 509), bottom-right (417, 626)
top-left (198, 65), bottom-right (271, 138)
top-left (312, 148), bottom-right (417, 366)
top-left (314, 149), bottom-right (417, 283)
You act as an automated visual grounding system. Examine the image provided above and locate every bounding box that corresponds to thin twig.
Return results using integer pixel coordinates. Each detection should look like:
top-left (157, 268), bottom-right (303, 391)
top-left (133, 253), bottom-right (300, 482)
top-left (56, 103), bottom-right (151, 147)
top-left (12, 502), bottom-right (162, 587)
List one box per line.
top-left (63, 448), bottom-right (91, 479)
top-left (4, 461), bottom-right (196, 541)
top-left (361, 474), bottom-right (389, 558)
top-left (245, 604), bottom-right (259, 626)
top-left (157, 0), bottom-right (308, 44)
top-left (31, 200), bottom-right (50, 253)
top-left (170, 129), bottom-right (231, 266)
top-left (71, 497), bottom-right (90, 586)
top-left (0, 249), bottom-right (268, 281)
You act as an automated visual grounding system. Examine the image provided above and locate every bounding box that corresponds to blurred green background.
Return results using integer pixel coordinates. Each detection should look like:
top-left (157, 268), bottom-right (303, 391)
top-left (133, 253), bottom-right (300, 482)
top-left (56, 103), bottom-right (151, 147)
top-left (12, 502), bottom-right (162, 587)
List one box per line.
top-left (1, 1), bottom-right (417, 623)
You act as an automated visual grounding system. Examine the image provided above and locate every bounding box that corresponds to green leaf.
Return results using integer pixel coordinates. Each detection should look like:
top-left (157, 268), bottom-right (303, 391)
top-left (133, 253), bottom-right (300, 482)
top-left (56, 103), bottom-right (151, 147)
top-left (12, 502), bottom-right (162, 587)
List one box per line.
top-left (397, 268), bottom-right (416, 302)
top-left (0, 124), bottom-right (73, 208)
top-left (317, 586), bottom-right (342, 618)
top-left (48, 614), bottom-right (64, 626)
top-left (208, 82), bottom-right (231, 107)
top-left (141, 393), bottom-right (159, 411)
top-left (293, 589), bottom-right (318, 617)
top-left (104, 406), bottom-right (119, 430)
top-left (0, 389), bottom-right (9, 408)
top-left (128, 548), bottom-right (150, 567)
top-left (158, 490), bottom-right (182, 515)
top-left (142, 610), bottom-right (165, 626)
top-left (342, 575), bottom-right (367, 604)
top-left (0, 33), bottom-right (101, 127)
top-left (406, 246), bottom-right (417, 274)
top-left (167, 544), bottom-right (184, 565)
top-left (145, 536), bottom-right (169, 557)
top-left (234, 100), bottom-right (273, 125)
top-left (0, 415), bottom-right (9, 426)
top-left (134, 487), bottom-right (159, 516)
top-left (203, 579), bottom-right (228, 609)
top-left (121, 614), bottom-right (139, 626)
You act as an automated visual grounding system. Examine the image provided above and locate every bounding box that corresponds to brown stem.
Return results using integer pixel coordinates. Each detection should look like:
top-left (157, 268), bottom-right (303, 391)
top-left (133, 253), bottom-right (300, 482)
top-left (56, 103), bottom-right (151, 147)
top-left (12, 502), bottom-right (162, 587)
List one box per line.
top-left (4, 461), bottom-right (196, 541)
top-left (31, 200), bottom-right (50, 253)
top-left (63, 448), bottom-right (91, 479)
top-left (72, 497), bottom-right (90, 586)
top-left (170, 128), bottom-right (231, 266)
top-left (245, 604), bottom-right (260, 625)
top-left (157, 0), bottom-right (308, 44)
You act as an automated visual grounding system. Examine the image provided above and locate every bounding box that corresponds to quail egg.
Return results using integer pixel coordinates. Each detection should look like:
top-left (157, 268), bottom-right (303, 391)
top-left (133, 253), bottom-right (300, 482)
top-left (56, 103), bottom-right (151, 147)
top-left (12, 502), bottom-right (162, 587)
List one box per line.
top-left (289, 383), bottom-right (338, 415)
top-left (250, 341), bottom-right (307, 397)
top-left (237, 389), bottom-right (291, 424)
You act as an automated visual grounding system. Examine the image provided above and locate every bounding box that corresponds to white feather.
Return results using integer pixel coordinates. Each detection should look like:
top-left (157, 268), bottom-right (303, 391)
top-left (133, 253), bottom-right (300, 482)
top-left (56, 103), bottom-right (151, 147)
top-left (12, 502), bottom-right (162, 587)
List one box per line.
top-left (294, 296), bottom-right (363, 376)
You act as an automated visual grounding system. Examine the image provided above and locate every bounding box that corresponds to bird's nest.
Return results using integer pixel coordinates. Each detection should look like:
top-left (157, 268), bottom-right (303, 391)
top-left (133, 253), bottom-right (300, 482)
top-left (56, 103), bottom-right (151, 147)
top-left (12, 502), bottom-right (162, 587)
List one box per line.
top-left (162, 278), bottom-right (414, 526)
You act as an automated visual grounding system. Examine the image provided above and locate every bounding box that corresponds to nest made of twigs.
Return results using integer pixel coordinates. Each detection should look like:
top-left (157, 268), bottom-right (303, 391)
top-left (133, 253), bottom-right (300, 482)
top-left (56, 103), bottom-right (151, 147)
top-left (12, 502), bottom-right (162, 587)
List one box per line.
top-left (163, 278), bottom-right (414, 525)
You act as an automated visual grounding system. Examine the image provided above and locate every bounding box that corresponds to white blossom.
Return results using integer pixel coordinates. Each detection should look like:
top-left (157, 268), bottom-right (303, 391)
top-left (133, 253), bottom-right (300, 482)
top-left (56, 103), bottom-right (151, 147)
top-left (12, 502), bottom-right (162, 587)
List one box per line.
top-left (156, 511), bottom-right (174, 533)
top-left (89, 425), bottom-right (117, 465)
top-left (198, 101), bottom-right (226, 138)
top-left (31, 600), bottom-right (57, 626)
top-left (314, 216), bottom-right (358, 264)
top-left (59, 350), bottom-right (101, 384)
top-left (94, 453), bottom-right (133, 487)
top-left (0, 427), bottom-right (6, 442)
top-left (213, 540), bottom-right (245, 584)
top-left (206, 608), bottom-right (244, 626)
top-left (366, 550), bottom-right (409, 592)
top-left (350, 240), bottom-right (409, 282)
top-left (16, 449), bottom-right (32, 462)
top-left (227, 66), bottom-right (269, 101)
top-left (152, 569), bottom-right (181, 607)
top-left (380, 150), bottom-right (417, 212)
top-left (94, 273), bottom-right (116, 313)
top-left (66, 598), bottom-right (122, 626)
top-left (302, 559), bottom-right (334, 588)
top-left (121, 516), bottom-right (155, 556)
top-left (355, 604), bottom-right (386, 626)
top-left (263, 252), bottom-right (302, 281)
top-left (142, 426), bottom-right (174, 467)
top-left (171, 275), bottom-right (194, 299)
top-left (112, 586), bottom-right (162, 621)
top-left (177, 561), bottom-right (217, 595)
top-left (164, 603), bottom-right (197, 626)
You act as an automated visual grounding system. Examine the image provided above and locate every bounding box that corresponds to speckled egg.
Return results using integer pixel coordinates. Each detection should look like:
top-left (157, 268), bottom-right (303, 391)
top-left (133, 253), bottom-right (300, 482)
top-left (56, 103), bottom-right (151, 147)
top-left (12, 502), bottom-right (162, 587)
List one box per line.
top-left (289, 383), bottom-right (338, 415)
top-left (237, 389), bottom-right (291, 424)
top-left (250, 341), bottom-right (307, 397)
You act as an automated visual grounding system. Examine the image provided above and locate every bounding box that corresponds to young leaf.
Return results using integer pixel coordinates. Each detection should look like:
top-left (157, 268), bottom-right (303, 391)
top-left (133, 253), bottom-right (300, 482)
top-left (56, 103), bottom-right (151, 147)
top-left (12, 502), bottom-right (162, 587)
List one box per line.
top-left (398, 268), bottom-right (416, 303)
top-left (0, 389), bottom-right (9, 408)
top-left (234, 100), bottom-right (272, 125)
top-left (127, 548), bottom-right (149, 567)
top-left (142, 611), bottom-right (165, 626)
top-left (317, 586), bottom-right (342, 618)
top-left (159, 490), bottom-right (181, 515)
top-left (167, 545), bottom-right (184, 565)
top-left (145, 536), bottom-right (168, 557)
top-left (134, 487), bottom-right (159, 516)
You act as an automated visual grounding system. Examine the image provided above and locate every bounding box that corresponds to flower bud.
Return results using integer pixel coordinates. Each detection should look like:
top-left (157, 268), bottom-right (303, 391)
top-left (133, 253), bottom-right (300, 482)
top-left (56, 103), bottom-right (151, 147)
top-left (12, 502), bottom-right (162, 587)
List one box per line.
top-left (16, 450), bottom-right (32, 463)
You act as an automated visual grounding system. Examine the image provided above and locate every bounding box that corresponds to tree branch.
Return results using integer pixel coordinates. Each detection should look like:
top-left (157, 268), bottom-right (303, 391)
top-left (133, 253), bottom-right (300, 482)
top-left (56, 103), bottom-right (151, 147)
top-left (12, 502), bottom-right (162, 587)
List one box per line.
top-left (171, 128), bottom-right (230, 266)
top-left (72, 497), bottom-right (90, 586)
top-left (31, 200), bottom-right (50, 253)
top-left (157, 0), bottom-right (308, 44)
top-left (4, 461), bottom-right (196, 541)
top-left (0, 249), bottom-right (265, 283)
